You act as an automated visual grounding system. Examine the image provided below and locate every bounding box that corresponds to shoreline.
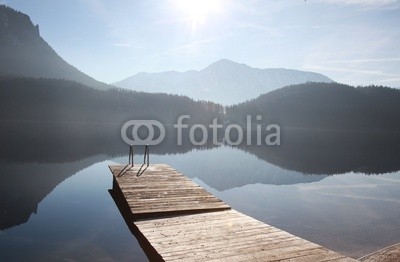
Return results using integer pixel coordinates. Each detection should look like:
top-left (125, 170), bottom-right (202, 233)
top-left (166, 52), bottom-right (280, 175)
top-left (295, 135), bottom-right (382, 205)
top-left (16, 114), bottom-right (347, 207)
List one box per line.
top-left (359, 243), bottom-right (400, 262)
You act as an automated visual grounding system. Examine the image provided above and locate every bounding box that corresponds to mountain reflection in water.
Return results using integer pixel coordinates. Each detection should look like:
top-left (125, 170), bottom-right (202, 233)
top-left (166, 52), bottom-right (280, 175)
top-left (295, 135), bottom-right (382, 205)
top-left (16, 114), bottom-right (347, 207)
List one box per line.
top-left (0, 122), bottom-right (399, 260)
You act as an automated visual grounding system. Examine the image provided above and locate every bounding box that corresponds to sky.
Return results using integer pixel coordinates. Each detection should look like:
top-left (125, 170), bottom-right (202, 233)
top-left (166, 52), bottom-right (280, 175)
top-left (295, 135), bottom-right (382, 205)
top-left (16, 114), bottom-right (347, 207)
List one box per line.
top-left (1, 0), bottom-right (400, 87)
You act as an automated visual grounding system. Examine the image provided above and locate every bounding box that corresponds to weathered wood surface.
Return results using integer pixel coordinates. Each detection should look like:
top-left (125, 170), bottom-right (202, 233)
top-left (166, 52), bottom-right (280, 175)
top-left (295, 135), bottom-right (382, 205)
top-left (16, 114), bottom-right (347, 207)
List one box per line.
top-left (135, 209), bottom-right (356, 262)
top-left (109, 164), bottom-right (357, 261)
top-left (109, 164), bottom-right (230, 219)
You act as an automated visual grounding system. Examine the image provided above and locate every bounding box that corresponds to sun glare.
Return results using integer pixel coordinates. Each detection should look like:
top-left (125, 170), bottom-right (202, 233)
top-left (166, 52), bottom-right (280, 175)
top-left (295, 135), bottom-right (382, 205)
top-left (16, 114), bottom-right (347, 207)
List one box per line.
top-left (173, 0), bottom-right (223, 31)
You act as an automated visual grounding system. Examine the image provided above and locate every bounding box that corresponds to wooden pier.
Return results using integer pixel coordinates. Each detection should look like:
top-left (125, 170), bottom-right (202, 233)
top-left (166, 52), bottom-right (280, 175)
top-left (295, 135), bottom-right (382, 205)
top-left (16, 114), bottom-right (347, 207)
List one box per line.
top-left (109, 164), bottom-right (356, 261)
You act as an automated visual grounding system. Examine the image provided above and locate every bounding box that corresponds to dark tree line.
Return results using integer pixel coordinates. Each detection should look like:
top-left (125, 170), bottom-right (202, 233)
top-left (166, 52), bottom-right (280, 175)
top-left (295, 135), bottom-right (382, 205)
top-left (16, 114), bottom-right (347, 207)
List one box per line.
top-left (2, 78), bottom-right (399, 131)
top-left (226, 82), bottom-right (400, 131)
top-left (0, 77), bottom-right (224, 124)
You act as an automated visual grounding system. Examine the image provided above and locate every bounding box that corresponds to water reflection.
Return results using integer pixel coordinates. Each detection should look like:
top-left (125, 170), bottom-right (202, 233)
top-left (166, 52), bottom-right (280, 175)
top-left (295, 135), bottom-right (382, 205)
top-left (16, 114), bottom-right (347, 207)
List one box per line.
top-left (0, 123), bottom-right (399, 259)
top-left (0, 156), bottom-right (108, 230)
top-left (241, 129), bottom-right (400, 175)
top-left (0, 160), bottom-right (148, 261)
top-left (211, 173), bottom-right (400, 258)
top-left (108, 183), bottom-right (164, 262)
top-left (134, 147), bottom-right (328, 191)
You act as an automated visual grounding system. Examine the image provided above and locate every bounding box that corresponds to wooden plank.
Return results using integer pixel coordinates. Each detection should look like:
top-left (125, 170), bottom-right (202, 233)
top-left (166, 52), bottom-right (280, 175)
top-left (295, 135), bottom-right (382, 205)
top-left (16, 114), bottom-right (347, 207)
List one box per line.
top-left (109, 164), bottom-right (230, 219)
top-left (133, 210), bottom-right (357, 261)
top-left (109, 163), bottom-right (357, 261)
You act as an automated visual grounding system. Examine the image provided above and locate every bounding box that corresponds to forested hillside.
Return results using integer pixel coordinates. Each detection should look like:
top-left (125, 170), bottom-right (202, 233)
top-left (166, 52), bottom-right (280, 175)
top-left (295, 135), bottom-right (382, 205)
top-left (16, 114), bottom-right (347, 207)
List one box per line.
top-left (227, 82), bottom-right (400, 131)
top-left (0, 77), bottom-right (224, 124)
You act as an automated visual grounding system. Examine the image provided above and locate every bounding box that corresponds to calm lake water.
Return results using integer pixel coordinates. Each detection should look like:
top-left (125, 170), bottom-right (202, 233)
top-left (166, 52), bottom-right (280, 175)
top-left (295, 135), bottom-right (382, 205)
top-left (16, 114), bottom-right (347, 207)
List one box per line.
top-left (1, 123), bottom-right (400, 261)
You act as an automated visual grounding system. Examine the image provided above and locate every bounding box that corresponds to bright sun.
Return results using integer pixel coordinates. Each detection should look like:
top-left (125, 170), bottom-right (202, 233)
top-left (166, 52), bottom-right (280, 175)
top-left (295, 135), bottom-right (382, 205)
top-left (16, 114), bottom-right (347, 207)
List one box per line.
top-left (173, 0), bottom-right (223, 30)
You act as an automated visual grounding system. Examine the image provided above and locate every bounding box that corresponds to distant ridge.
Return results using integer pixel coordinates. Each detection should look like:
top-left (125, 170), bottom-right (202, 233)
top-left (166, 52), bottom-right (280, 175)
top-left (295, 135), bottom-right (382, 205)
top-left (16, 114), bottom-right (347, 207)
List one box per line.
top-left (0, 5), bottom-right (112, 90)
top-left (114, 59), bottom-right (333, 105)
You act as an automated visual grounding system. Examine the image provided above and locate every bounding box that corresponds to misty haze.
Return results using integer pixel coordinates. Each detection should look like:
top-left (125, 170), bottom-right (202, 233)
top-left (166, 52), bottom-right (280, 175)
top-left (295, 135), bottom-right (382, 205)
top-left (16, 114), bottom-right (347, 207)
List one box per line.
top-left (1, 1), bottom-right (400, 262)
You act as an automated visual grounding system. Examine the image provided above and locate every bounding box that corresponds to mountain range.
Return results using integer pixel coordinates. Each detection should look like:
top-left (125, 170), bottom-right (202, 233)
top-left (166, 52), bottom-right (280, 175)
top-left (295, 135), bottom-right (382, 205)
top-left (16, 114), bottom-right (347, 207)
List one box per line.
top-left (1, 5), bottom-right (335, 104)
top-left (113, 59), bottom-right (333, 105)
top-left (1, 5), bottom-right (400, 233)
top-left (1, 5), bottom-right (399, 134)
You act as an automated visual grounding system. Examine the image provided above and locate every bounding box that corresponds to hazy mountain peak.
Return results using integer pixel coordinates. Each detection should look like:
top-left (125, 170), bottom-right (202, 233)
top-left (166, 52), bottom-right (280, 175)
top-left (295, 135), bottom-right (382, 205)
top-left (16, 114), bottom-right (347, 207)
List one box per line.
top-left (0, 5), bottom-right (40, 46)
top-left (0, 5), bottom-right (112, 90)
top-left (208, 58), bottom-right (240, 67)
top-left (114, 60), bottom-right (333, 105)
top-left (202, 59), bottom-right (249, 72)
